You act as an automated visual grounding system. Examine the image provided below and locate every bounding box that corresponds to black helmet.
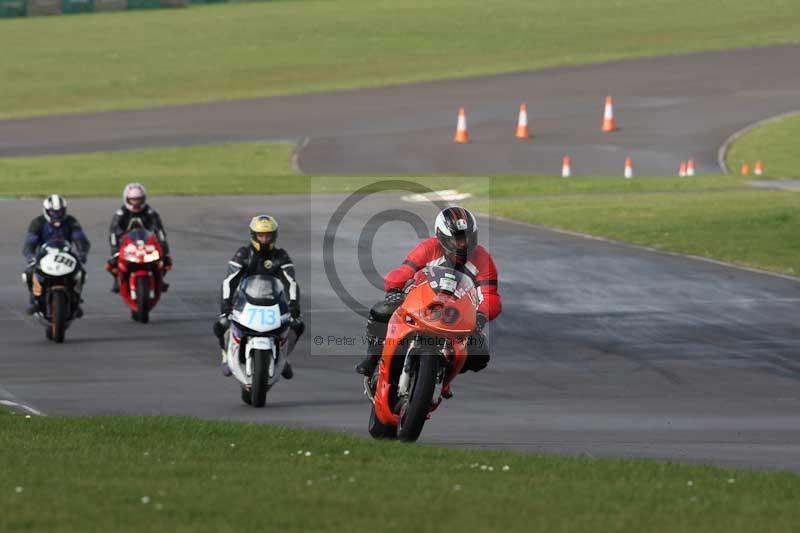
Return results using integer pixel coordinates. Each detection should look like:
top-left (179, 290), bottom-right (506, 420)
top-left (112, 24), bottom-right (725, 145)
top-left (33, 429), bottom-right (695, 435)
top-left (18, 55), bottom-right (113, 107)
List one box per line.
top-left (434, 206), bottom-right (477, 265)
top-left (42, 194), bottom-right (67, 227)
top-left (249, 215), bottom-right (278, 254)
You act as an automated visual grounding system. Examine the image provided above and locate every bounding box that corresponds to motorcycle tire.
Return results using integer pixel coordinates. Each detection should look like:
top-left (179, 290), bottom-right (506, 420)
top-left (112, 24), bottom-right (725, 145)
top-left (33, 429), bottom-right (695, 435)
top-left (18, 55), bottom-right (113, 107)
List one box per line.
top-left (135, 276), bottom-right (150, 324)
top-left (50, 291), bottom-right (68, 344)
top-left (397, 352), bottom-right (439, 442)
top-left (368, 405), bottom-right (397, 440)
top-left (251, 349), bottom-right (270, 407)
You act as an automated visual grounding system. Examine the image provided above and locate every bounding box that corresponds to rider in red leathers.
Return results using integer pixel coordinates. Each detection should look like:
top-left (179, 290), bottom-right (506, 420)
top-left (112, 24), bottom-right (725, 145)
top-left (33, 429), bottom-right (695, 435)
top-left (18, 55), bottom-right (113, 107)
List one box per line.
top-left (356, 206), bottom-right (501, 376)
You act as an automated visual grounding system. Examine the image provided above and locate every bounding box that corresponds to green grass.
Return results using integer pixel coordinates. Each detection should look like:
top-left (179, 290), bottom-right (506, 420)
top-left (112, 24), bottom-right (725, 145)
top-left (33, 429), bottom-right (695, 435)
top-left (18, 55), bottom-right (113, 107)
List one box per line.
top-left (0, 142), bottom-right (298, 197)
top-left (1, 408), bottom-right (799, 533)
top-left (1, 0), bottom-right (799, 118)
top-left (2, 141), bottom-right (796, 276)
top-left (472, 190), bottom-right (800, 276)
top-left (0, 142), bottom-right (752, 198)
top-left (726, 113), bottom-right (800, 178)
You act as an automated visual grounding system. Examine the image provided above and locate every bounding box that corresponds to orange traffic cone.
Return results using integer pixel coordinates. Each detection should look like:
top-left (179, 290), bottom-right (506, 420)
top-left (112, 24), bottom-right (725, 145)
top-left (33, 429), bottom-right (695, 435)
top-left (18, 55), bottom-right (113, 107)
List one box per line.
top-left (561, 155), bottom-right (572, 178)
top-left (624, 157), bottom-right (634, 179)
top-left (602, 95), bottom-right (617, 132)
top-left (686, 159), bottom-right (695, 177)
top-left (516, 103), bottom-right (530, 139)
top-left (679, 161), bottom-right (687, 177)
top-left (754, 160), bottom-right (763, 176)
top-left (741, 162), bottom-right (750, 176)
top-left (454, 107), bottom-right (469, 144)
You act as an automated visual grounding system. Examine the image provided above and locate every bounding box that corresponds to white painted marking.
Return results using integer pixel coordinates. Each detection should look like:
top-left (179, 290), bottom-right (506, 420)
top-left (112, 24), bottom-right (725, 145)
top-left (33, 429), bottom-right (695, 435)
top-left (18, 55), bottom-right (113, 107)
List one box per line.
top-left (0, 400), bottom-right (46, 417)
top-left (402, 189), bottom-right (473, 203)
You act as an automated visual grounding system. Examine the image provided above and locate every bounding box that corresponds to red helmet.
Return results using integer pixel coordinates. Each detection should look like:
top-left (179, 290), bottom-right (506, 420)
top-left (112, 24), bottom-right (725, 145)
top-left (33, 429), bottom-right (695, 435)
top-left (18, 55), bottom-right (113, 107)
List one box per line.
top-left (434, 206), bottom-right (478, 265)
top-left (123, 182), bottom-right (147, 213)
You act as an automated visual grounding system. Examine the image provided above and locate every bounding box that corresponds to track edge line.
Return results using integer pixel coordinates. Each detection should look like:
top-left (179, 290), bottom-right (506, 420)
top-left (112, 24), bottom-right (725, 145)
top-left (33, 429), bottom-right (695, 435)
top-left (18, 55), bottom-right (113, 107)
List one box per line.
top-left (483, 213), bottom-right (800, 284)
top-left (717, 110), bottom-right (800, 174)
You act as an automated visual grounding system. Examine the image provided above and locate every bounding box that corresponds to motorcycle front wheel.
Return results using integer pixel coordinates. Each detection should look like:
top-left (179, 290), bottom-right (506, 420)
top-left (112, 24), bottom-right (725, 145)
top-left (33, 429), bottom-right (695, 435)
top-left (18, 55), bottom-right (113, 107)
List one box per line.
top-left (135, 276), bottom-right (150, 324)
top-left (397, 352), bottom-right (439, 442)
top-left (49, 291), bottom-right (68, 343)
top-left (250, 349), bottom-right (271, 407)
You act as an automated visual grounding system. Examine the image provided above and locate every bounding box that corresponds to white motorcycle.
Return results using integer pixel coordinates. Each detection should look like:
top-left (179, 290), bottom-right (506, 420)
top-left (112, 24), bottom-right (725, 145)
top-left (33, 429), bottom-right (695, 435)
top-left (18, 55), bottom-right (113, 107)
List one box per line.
top-left (23, 242), bottom-right (85, 343)
top-left (224, 274), bottom-right (297, 407)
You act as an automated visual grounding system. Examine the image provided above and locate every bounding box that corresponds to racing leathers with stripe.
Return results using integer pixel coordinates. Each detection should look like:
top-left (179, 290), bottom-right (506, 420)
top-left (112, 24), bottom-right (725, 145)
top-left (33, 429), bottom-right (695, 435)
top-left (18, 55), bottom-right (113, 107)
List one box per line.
top-left (219, 246), bottom-right (299, 315)
top-left (364, 237), bottom-right (501, 373)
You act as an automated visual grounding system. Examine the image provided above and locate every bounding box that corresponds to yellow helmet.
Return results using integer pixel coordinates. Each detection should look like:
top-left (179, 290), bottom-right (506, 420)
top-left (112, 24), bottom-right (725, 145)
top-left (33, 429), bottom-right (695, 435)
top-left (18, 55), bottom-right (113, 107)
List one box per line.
top-left (249, 215), bottom-right (278, 252)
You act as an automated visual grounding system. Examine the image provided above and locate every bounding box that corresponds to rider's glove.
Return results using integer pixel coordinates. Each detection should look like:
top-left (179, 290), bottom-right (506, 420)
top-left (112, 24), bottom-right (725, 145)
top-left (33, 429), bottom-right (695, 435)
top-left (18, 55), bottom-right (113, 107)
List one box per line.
top-left (384, 289), bottom-right (404, 305)
top-left (78, 255), bottom-right (88, 265)
top-left (289, 301), bottom-right (301, 319)
top-left (220, 302), bottom-right (232, 317)
top-left (163, 255), bottom-right (173, 271)
top-left (26, 257), bottom-right (36, 268)
top-left (475, 312), bottom-right (488, 334)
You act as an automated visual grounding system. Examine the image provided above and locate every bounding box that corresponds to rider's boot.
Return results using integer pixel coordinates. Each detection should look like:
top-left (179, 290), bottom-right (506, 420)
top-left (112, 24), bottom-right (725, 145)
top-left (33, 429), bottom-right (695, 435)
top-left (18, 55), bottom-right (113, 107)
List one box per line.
top-left (221, 350), bottom-right (232, 377)
top-left (26, 293), bottom-right (37, 315)
top-left (356, 341), bottom-right (382, 376)
top-left (281, 360), bottom-right (294, 380)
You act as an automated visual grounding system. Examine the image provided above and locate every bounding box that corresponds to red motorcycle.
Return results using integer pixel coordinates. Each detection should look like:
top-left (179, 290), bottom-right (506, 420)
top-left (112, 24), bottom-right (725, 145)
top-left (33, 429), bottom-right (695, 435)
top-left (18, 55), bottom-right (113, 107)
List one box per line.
top-left (107, 228), bottom-right (168, 323)
top-left (365, 266), bottom-right (478, 442)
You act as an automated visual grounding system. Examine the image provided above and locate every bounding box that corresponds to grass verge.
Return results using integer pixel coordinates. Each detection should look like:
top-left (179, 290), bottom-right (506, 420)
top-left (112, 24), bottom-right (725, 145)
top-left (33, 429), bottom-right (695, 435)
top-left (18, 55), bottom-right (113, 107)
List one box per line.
top-left (0, 142), bottom-right (751, 198)
top-left (472, 190), bottom-right (800, 276)
top-left (1, 0), bottom-right (799, 118)
top-left (1, 141), bottom-right (797, 276)
top-left (725, 113), bottom-right (800, 178)
top-left (1, 408), bottom-right (799, 532)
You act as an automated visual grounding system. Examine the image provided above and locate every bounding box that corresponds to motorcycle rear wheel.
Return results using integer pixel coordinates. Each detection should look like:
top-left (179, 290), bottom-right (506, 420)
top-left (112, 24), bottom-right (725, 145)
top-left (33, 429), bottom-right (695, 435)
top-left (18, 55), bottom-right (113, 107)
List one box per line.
top-left (368, 405), bottom-right (397, 439)
top-left (397, 353), bottom-right (439, 442)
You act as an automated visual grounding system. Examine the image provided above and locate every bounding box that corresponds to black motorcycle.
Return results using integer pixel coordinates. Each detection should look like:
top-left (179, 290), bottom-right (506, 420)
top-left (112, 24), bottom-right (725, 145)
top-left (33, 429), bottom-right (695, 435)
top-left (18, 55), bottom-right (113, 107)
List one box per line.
top-left (25, 242), bottom-right (85, 343)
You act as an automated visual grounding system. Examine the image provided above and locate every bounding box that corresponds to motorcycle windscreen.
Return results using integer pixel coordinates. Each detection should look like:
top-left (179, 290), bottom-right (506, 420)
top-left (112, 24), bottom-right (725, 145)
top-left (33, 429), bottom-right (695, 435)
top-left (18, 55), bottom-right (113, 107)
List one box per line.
top-left (125, 228), bottom-right (153, 243)
top-left (231, 275), bottom-right (288, 332)
top-left (414, 266), bottom-right (477, 300)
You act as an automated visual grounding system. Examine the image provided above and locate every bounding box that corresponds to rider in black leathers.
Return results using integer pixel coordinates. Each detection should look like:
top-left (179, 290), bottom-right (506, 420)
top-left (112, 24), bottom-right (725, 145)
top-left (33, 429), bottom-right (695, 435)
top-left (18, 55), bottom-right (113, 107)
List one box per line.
top-left (213, 215), bottom-right (304, 379)
top-left (107, 183), bottom-right (171, 293)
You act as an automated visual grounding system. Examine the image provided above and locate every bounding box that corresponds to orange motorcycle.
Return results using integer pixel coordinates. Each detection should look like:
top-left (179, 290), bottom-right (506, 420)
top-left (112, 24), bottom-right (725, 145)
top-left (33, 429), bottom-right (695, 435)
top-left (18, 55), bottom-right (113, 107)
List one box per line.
top-left (365, 266), bottom-right (478, 442)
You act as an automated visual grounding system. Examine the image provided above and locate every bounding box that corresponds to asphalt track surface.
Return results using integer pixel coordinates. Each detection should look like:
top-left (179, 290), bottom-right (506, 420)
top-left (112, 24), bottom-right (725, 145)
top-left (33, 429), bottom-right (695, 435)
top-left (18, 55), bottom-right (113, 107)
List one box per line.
top-left (1, 194), bottom-right (799, 472)
top-left (0, 45), bottom-right (799, 176)
top-left (2, 45), bottom-right (800, 472)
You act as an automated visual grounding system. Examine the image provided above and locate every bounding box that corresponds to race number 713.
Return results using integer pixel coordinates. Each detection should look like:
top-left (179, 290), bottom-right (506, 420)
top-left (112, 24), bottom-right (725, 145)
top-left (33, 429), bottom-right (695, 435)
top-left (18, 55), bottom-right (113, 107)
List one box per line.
top-left (247, 307), bottom-right (277, 327)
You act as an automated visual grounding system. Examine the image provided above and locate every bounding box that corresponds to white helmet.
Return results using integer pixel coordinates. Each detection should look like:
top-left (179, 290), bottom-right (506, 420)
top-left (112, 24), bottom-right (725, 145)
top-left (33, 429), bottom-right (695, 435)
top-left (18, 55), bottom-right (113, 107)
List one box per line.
top-left (42, 194), bottom-right (67, 227)
top-left (123, 182), bottom-right (147, 213)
